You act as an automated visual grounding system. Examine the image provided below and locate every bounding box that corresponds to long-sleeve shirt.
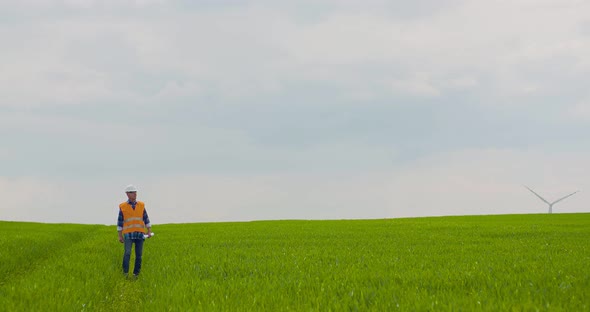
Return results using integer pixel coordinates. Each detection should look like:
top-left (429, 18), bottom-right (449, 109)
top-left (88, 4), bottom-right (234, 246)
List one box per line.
top-left (117, 200), bottom-right (151, 239)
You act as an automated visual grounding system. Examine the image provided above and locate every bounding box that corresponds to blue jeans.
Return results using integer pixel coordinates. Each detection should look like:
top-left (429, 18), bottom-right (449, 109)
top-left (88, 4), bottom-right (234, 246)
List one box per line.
top-left (123, 237), bottom-right (144, 275)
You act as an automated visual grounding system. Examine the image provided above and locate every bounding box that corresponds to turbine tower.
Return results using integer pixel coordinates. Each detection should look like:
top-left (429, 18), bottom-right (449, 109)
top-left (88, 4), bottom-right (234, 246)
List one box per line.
top-left (524, 185), bottom-right (579, 214)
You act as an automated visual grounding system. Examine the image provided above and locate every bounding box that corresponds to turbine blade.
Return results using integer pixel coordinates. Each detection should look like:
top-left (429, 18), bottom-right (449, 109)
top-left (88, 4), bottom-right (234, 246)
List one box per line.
top-left (551, 191), bottom-right (579, 205)
top-left (523, 185), bottom-right (551, 205)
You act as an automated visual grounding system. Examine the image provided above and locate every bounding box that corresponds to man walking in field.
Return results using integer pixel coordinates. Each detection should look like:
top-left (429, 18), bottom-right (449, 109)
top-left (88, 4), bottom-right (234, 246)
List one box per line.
top-left (117, 184), bottom-right (153, 277)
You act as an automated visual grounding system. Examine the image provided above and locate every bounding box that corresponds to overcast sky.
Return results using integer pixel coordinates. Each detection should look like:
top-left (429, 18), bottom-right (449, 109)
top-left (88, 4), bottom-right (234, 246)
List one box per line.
top-left (1, 0), bottom-right (589, 225)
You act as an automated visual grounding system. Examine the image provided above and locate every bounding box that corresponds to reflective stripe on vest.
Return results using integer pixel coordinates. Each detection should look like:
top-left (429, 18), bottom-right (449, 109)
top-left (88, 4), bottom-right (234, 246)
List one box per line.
top-left (124, 217), bottom-right (144, 222)
top-left (123, 224), bottom-right (146, 230)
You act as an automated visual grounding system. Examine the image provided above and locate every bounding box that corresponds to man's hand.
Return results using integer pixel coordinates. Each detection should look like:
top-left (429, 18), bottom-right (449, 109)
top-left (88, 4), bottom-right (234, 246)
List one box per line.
top-left (118, 235), bottom-right (124, 243)
top-left (147, 228), bottom-right (153, 238)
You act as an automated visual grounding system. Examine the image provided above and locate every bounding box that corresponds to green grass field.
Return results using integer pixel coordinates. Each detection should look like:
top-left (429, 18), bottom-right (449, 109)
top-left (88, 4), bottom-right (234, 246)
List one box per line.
top-left (1, 214), bottom-right (589, 311)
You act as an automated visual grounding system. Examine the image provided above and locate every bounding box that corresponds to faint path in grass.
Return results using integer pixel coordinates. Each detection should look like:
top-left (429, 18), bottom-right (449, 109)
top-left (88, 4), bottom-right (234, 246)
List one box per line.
top-left (0, 224), bottom-right (146, 311)
top-left (0, 222), bottom-right (103, 286)
top-left (104, 276), bottom-right (145, 312)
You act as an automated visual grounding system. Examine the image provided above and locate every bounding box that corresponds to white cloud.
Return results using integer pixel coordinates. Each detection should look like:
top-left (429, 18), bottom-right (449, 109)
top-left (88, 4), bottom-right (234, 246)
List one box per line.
top-left (0, 0), bottom-right (166, 9)
top-left (389, 73), bottom-right (441, 97)
top-left (0, 111), bottom-right (145, 143)
top-left (154, 81), bottom-right (203, 100)
top-left (2, 0), bottom-right (589, 107)
top-left (565, 100), bottom-right (590, 122)
top-left (446, 76), bottom-right (478, 89)
top-left (0, 148), bottom-right (15, 160)
top-left (0, 18), bottom-right (136, 107)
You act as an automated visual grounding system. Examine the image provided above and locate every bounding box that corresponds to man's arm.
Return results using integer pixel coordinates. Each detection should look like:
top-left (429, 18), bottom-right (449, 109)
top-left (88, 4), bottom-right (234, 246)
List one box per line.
top-left (144, 208), bottom-right (153, 237)
top-left (117, 209), bottom-right (124, 243)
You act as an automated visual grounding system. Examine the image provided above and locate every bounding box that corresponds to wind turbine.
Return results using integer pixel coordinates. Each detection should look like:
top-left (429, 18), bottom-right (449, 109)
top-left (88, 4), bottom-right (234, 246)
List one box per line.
top-left (524, 185), bottom-right (579, 214)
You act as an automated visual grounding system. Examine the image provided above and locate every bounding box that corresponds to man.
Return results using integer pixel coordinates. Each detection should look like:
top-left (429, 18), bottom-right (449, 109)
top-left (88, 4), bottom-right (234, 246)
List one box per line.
top-left (117, 184), bottom-right (153, 277)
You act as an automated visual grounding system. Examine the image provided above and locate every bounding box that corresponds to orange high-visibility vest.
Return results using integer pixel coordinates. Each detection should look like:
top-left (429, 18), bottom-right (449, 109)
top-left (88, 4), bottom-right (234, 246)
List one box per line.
top-left (120, 201), bottom-right (147, 234)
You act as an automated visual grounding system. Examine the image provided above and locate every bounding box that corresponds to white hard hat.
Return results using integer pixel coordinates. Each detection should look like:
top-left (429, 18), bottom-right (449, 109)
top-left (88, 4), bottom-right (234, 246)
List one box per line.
top-left (125, 184), bottom-right (138, 193)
